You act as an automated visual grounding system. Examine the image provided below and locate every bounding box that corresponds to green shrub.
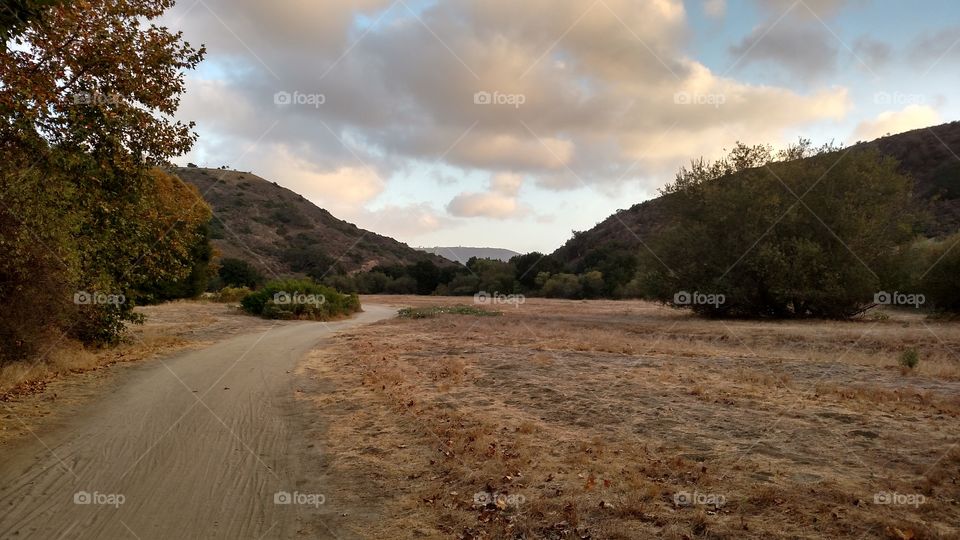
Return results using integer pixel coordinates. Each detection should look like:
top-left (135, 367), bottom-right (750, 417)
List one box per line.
top-left (397, 305), bottom-right (501, 319)
top-left (241, 279), bottom-right (360, 320)
top-left (216, 286), bottom-right (252, 303)
top-left (218, 258), bottom-right (265, 289)
top-left (899, 348), bottom-right (920, 370)
top-left (920, 235), bottom-right (960, 313)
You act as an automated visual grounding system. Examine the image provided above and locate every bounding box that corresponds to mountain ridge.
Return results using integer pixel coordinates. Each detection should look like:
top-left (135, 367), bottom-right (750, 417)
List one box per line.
top-left (553, 121), bottom-right (960, 265)
top-left (172, 166), bottom-right (452, 277)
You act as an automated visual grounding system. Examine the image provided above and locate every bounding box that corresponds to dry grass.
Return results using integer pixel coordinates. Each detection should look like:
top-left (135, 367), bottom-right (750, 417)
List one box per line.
top-left (300, 296), bottom-right (960, 539)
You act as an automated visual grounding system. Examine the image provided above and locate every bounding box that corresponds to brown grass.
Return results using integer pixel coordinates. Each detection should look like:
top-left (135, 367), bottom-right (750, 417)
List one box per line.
top-left (300, 296), bottom-right (960, 539)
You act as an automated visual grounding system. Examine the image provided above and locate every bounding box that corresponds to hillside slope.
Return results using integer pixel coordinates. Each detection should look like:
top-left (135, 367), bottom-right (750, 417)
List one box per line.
top-left (554, 121), bottom-right (960, 265)
top-left (173, 167), bottom-right (450, 277)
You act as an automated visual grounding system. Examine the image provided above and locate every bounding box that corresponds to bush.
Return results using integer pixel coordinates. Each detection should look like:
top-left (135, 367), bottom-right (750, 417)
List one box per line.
top-left (218, 258), bottom-right (265, 289)
top-left (899, 349), bottom-right (920, 370)
top-left (542, 273), bottom-right (583, 299)
top-left (920, 235), bottom-right (960, 313)
top-left (240, 279), bottom-right (360, 320)
top-left (216, 287), bottom-right (252, 303)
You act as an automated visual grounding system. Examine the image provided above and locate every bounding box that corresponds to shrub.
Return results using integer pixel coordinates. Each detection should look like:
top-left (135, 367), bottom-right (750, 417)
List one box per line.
top-left (398, 305), bottom-right (500, 318)
top-left (241, 279), bottom-right (360, 320)
top-left (542, 273), bottom-right (583, 299)
top-left (920, 235), bottom-right (960, 313)
top-left (216, 287), bottom-right (252, 303)
top-left (899, 349), bottom-right (920, 370)
top-left (218, 258), bottom-right (265, 289)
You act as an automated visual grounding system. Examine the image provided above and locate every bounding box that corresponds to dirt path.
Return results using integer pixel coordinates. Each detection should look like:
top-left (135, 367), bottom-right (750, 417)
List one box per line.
top-left (0, 305), bottom-right (395, 540)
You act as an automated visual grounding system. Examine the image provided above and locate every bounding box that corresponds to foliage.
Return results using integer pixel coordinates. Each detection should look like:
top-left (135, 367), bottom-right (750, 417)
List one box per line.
top-left (899, 349), bottom-right (920, 370)
top-left (0, 0), bottom-right (206, 361)
top-left (542, 273), bottom-right (583, 299)
top-left (240, 279), bottom-right (360, 320)
top-left (214, 286), bottom-right (252, 303)
top-left (397, 305), bottom-right (501, 319)
top-left (643, 142), bottom-right (916, 318)
top-left (919, 234), bottom-right (960, 313)
top-left (218, 258), bottom-right (265, 289)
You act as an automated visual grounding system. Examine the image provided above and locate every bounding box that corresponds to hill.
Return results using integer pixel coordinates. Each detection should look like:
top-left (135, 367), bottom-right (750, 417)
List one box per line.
top-left (172, 167), bottom-right (451, 277)
top-left (553, 121), bottom-right (960, 265)
top-left (417, 246), bottom-right (521, 264)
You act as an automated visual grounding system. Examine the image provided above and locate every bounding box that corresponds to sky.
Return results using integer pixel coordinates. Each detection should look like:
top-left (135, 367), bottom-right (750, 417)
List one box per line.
top-left (165, 0), bottom-right (960, 254)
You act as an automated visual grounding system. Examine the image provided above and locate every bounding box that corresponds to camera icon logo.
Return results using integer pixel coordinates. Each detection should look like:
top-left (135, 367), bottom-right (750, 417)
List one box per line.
top-left (474, 91), bottom-right (492, 105)
top-left (874, 291), bottom-right (892, 305)
top-left (273, 292), bottom-right (292, 305)
top-left (74, 491), bottom-right (92, 505)
top-left (274, 491), bottom-right (292, 505)
top-left (474, 291), bottom-right (490, 305)
top-left (673, 91), bottom-right (691, 105)
top-left (74, 291), bottom-right (92, 305)
top-left (673, 491), bottom-right (692, 506)
top-left (673, 291), bottom-right (692, 305)
top-left (274, 91), bottom-right (292, 106)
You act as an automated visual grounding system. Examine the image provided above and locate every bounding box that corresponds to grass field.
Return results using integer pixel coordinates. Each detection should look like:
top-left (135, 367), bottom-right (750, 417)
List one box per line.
top-left (301, 296), bottom-right (960, 539)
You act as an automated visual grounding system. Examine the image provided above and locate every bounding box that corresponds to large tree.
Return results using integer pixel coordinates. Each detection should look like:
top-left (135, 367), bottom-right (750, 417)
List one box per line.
top-left (643, 142), bottom-right (917, 318)
top-left (1, 0), bottom-right (207, 360)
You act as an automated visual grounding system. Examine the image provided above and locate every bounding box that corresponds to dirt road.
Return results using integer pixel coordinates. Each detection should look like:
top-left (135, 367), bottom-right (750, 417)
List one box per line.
top-left (0, 305), bottom-right (394, 540)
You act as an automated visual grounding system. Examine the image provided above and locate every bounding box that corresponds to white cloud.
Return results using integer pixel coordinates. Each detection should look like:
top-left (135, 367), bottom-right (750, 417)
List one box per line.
top-left (447, 172), bottom-right (527, 219)
top-left (705, 0), bottom-right (725, 18)
top-left (849, 105), bottom-right (942, 143)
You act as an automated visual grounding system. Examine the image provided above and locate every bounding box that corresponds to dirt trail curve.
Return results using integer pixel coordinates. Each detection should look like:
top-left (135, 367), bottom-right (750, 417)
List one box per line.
top-left (0, 305), bottom-right (395, 540)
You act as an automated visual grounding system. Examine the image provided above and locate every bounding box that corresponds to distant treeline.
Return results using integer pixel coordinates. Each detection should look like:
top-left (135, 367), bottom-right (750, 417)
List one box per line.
top-left (266, 141), bottom-right (957, 318)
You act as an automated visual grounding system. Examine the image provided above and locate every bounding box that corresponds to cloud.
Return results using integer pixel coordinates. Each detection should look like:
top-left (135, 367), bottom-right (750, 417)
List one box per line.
top-left (750, 0), bottom-right (860, 18)
top-left (169, 0), bottom-right (855, 219)
top-left (729, 23), bottom-right (838, 80)
top-left (907, 25), bottom-right (960, 68)
top-left (447, 173), bottom-right (527, 219)
top-left (704, 0), bottom-right (725, 18)
top-left (356, 203), bottom-right (455, 238)
top-left (852, 36), bottom-right (892, 70)
top-left (848, 105), bottom-right (942, 143)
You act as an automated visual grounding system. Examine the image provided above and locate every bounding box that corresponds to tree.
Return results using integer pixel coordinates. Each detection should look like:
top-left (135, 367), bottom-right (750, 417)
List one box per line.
top-left (218, 258), bottom-right (265, 289)
top-left (644, 142), bottom-right (916, 318)
top-left (510, 252), bottom-right (562, 290)
top-left (920, 235), bottom-right (960, 313)
top-left (1, 0), bottom-right (206, 358)
top-left (542, 274), bottom-right (582, 299)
